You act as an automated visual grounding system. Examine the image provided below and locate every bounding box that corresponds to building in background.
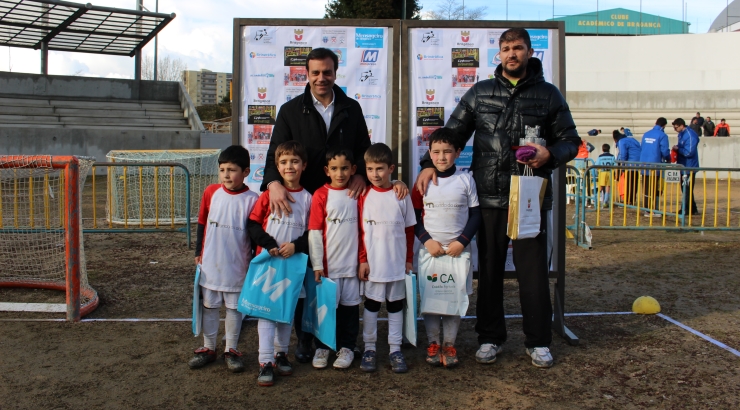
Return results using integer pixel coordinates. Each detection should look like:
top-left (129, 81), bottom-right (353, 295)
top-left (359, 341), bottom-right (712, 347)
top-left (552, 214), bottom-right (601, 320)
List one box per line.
top-left (709, 0), bottom-right (740, 32)
top-left (182, 69), bottom-right (232, 106)
top-left (548, 8), bottom-right (689, 36)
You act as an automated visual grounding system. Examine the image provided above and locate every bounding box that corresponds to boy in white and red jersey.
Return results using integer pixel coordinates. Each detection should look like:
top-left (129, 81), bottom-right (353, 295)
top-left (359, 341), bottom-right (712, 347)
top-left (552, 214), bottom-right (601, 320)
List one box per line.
top-left (308, 149), bottom-right (361, 370)
top-left (247, 141), bottom-right (312, 387)
top-left (411, 128), bottom-right (481, 368)
top-left (358, 143), bottom-right (416, 374)
top-left (189, 145), bottom-right (259, 373)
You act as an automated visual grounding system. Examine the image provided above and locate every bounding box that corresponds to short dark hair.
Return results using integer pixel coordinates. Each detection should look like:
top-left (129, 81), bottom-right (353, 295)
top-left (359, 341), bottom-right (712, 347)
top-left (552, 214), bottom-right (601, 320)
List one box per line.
top-left (305, 48), bottom-right (339, 72)
top-left (721, 118), bottom-right (726, 122)
top-left (428, 128), bottom-right (462, 151)
top-left (499, 28), bottom-right (531, 50)
top-left (612, 130), bottom-right (621, 139)
top-left (672, 118), bottom-right (686, 127)
top-left (218, 145), bottom-right (250, 171)
top-left (275, 140), bottom-right (308, 163)
top-left (602, 143), bottom-right (610, 152)
top-left (325, 148), bottom-right (355, 165)
top-left (364, 143), bottom-right (394, 167)
top-left (656, 117), bottom-right (668, 127)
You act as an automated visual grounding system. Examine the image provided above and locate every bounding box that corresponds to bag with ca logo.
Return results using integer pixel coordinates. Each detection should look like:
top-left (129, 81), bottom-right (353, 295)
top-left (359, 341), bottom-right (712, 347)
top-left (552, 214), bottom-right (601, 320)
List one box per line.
top-left (237, 251), bottom-right (308, 324)
top-left (417, 249), bottom-right (471, 316)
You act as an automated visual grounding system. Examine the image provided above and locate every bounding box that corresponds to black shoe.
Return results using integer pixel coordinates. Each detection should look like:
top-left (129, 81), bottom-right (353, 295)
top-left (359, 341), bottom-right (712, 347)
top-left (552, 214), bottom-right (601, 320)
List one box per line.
top-left (295, 339), bottom-right (313, 363)
top-left (188, 347), bottom-right (216, 369)
top-left (224, 348), bottom-right (245, 373)
top-left (275, 352), bottom-right (294, 376)
top-left (257, 363), bottom-right (274, 387)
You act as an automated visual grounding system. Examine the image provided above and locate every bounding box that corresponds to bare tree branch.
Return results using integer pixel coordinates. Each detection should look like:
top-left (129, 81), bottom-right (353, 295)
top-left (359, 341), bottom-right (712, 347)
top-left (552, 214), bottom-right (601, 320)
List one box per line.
top-left (422, 0), bottom-right (487, 20)
top-left (142, 55), bottom-right (187, 81)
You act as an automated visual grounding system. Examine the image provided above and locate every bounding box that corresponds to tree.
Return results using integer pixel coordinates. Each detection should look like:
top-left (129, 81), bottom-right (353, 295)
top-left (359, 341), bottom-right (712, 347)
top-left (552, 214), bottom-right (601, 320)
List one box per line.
top-left (423, 0), bottom-right (487, 20)
top-left (325, 0), bottom-right (421, 19)
top-left (142, 55), bottom-right (187, 81)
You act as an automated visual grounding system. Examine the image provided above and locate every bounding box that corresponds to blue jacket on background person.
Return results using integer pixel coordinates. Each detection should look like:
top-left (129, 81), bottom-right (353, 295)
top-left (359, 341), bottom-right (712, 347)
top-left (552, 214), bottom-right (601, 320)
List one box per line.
top-left (676, 127), bottom-right (700, 170)
top-left (614, 134), bottom-right (641, 162)
top-left (639, 125), bottom-right (671, 164)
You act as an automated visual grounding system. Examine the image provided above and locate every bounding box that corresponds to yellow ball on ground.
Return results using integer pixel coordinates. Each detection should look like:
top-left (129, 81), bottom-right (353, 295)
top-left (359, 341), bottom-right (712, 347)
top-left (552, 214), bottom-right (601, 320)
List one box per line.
top-left (632, 296), bottom-right (661, 314)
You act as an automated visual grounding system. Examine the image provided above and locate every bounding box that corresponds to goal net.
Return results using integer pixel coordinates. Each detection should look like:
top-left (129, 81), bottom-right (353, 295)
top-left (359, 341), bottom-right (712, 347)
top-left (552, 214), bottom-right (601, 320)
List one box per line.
top-left (105, 150), bottom-right (220, 226)
top-left (0, 155), bottom-right (97, 320)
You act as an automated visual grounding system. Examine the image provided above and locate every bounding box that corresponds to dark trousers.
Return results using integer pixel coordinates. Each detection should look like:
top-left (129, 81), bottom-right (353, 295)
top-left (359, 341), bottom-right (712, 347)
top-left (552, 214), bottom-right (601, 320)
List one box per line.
top-left (682, 173), bottom-right (699, 214)
top-left (475, 208), bottom-right (552, 348)
top-left (293, 297), bottom-right (315, 346)
top-left (315, 304), bottom-right (360, 351)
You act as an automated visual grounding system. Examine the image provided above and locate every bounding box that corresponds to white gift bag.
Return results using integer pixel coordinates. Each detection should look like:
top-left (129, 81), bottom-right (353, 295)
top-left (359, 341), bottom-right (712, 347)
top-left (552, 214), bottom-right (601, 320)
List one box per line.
top-left (402, 272), bottom-right (418, 346)
top-left (417, 249), bottom-right (470, 316)
top-left (507, 166), bottom-right (547, 240)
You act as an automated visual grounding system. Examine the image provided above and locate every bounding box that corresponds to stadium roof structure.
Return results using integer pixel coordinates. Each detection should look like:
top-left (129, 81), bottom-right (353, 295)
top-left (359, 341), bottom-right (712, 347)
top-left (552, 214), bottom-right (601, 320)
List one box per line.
top-left (548, 8), bottom-right (688, 36)
top-left (0, 0), bottom-right (174, 56)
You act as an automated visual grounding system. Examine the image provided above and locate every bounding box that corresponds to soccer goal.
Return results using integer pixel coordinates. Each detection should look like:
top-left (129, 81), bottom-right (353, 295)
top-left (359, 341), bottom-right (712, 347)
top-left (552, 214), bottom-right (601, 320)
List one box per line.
top-left (105, 150), bottom-right (220, 225)
top-left (0, 155), bottom-right (97, 321)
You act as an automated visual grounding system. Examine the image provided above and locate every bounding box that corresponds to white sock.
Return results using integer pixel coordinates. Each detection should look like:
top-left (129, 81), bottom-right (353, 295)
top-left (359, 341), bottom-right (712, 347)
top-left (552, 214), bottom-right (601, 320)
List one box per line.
top-left (424, 314), bottom-right (441, 344)
top-left (363, 309), bottom-right (378, 352)
top-left (202, 307), bottom-right (220, 351)
top-left (442, 315), bottom-right (461, 346)
top-left (388, 311), bottom-right (403, 354)
top-left (274, 322), bottom-right (292, 354)
top-left (224, 308), bottom-right (242, 352)
top-left (258, 319), bottom-right (276, 364)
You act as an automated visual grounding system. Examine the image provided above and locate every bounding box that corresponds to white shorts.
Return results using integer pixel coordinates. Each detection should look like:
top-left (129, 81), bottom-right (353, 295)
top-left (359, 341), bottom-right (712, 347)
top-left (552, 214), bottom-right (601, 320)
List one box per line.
top-left (201, 287), bottom-right (239, 309)
top-left (332, 277), bottom-right (361, 306)
top-left (361, 279), bottom-right (406, 303)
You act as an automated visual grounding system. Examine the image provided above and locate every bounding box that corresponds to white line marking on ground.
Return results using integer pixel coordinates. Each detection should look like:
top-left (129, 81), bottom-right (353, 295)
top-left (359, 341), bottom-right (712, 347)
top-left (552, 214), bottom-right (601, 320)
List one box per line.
top-left (657, 313), bottom-right (740, 358)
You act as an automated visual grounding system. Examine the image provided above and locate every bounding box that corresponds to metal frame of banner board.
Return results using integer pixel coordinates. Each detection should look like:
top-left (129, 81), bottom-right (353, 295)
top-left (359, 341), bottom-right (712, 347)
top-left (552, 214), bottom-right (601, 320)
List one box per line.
top-left (232, 19), bottom-right (401, 187)
top-left (400, 20), bottom-right (576, 346)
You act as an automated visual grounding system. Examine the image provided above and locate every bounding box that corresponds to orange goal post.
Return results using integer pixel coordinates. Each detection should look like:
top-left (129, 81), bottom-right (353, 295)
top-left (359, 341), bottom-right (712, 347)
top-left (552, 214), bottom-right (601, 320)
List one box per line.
top-left (0, 155), bottom-right (98, 321)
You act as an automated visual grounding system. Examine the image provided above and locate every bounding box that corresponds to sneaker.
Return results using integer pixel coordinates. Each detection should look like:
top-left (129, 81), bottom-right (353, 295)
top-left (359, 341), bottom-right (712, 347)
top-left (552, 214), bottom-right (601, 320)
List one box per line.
top-left (389, 351), bottom-right (408, 373)
top-left (295, 339), bottom-right (313, 364)
top-left (312, 348), bottom-right (330, 369)
top-left (223, 348), bottom-right (245, 373)
top-left (274, 352), bottom-right (293, 376)
top-left (333, 347), bottom-right (354, 369)
top-left (188, 347), bottom-right (216, 369)
top-left (475, 343), bottom-right (502, 364)
top-left (360, 350), bottom-right (377, 372)
top-left (440, 344), bottom-right (459, 368)
top-left (525, 347), bottom-right (554, 368)
top-left (257, 362), bottom-right (274, 387)
top-left (425, 342), bottom-right (441, 366)
top-left (644, 211), bottom-right (662, 217)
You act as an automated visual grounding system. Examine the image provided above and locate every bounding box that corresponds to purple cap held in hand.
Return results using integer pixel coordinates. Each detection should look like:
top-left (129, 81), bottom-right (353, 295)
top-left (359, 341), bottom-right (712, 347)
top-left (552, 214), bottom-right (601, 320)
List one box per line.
top-left (515, 146), bottom-right (537, 162)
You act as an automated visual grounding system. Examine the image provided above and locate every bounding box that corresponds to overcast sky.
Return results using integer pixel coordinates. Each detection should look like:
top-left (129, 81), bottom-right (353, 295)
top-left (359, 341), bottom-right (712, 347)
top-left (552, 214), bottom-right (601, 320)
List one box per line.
top-left (0, 0), bottom-right (732, 78)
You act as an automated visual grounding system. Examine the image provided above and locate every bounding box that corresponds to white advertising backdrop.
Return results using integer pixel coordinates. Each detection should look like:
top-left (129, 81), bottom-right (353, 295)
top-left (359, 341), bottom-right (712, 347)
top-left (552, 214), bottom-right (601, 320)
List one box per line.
top-left (239, 25), bottom-right (392, 191)
top-left (408, 28), bottom-right (556, 184)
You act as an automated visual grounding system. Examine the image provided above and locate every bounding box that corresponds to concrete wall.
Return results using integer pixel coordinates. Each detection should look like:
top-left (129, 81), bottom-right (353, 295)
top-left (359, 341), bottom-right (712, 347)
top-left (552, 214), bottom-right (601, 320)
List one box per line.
top-left (565, 32), bottom-right (740, 92)
top-left (0, 72), bottom-right (179, 101)
top-left (567, 90), bottom-right (740, 111)
top-left (580, 135), bottom-right (740, 178)
top-left (1, 128), bottom-right (201, 164)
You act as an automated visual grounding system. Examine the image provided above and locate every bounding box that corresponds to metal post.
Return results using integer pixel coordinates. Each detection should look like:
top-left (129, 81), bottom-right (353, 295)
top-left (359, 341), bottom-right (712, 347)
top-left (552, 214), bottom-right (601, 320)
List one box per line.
top-left (40, 42), bottom-right (49, 75)
top-left (153, 0), bottom-right (158, 80)
top-left (65, 160), bottom-right (81, 321)
top-left (134, 0), bottom-right (143, 80)
top-left (402, 0), bottom-right (406, 19)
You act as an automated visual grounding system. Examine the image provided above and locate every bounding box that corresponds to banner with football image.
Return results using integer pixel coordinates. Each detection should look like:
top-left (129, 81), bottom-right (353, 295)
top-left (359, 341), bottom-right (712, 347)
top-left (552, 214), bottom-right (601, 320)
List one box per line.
top-left (408, 27), bottom-right (555, 184)
top-left (240, 25), bottom-right (391, 191)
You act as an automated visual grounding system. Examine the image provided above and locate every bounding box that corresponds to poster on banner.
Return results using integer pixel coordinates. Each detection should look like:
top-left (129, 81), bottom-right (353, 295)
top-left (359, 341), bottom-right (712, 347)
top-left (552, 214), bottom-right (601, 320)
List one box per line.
top-left (408, 27), bottom-right (555, 183)
top-left (240, 25), bottom-right (391, 191)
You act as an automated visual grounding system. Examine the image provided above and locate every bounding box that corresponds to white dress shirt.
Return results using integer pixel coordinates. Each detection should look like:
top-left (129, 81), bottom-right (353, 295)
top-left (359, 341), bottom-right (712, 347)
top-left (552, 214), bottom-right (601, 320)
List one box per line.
top-left (311, 90), bottom-right (335, 133)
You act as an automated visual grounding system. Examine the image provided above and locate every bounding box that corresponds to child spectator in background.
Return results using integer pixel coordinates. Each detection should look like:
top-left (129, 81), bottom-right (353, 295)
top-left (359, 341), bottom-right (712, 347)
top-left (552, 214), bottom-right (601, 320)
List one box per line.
top-left (247, 141), bottom-right (312, 387)
top-left (190, 145), bottom-right (259, 373)
top-left (595, 144), bottom-right (616, 207)
top-left (358, 143), bottom-right (416, 374)
top-left (411, 128), bottom-right (480, 368)
top-left (308, 149), bottom-right (361, 370)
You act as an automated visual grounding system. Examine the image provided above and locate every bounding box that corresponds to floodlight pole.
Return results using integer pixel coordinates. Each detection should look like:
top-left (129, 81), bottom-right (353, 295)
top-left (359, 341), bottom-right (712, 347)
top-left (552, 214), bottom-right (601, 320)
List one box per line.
top-left (153, 0), bottom-right (158, 81)
top-left (134, 0), bottom-right (143, 80)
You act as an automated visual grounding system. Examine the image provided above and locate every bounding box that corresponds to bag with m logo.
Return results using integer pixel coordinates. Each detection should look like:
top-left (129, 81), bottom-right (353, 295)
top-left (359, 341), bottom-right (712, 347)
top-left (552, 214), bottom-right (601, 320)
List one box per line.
top-left (302, 275), bottom-right (337, 351)
top-left (237, 251), bottom-right (308, 324)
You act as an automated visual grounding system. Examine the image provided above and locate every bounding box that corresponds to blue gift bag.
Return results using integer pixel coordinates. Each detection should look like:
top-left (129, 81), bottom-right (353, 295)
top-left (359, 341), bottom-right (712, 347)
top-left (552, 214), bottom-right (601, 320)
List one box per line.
top-left (237, 252), bottom-right (308, 324)
top-left (192, 265), bottom-right (202, 337)
top-left (302, 274), bottom-right (337, 351)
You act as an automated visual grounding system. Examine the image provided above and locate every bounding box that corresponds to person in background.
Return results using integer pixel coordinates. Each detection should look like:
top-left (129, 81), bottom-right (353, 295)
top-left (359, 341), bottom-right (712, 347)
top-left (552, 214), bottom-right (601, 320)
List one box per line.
top-left (586, 129), bottom-right (601, 136)
top-left (693, 112), bottom-right (704, 127)
top-left (595, 144), bottom-right (616, 207)
top-left (613, 130), bottom-right (641, 205)
top-left (672, 118), bottom-right (700, 215)
top-left (639, 118), bottom-right (671, 216)
top-left (620, 127), bottom-right (633, 137)
top-left (714, 119), bottom-right (730, 137)
top-left (703, 116), bottom-right (716, 137)
top-left (576, 139), bottom-right (595, 206)
top-left (689, 118), bottom-right (703, 137)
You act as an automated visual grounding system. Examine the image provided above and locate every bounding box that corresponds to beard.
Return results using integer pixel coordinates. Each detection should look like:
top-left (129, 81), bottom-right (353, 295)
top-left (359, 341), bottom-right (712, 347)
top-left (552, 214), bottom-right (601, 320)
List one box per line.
top-left (502, 59), bottom-right (527, 78)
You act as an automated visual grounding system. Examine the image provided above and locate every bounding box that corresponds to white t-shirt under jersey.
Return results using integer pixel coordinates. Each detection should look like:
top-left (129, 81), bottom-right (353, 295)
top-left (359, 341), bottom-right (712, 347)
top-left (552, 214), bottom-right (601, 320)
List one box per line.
top-left (308, 184), bottom-right (359, 279)
top-left (197, 184), bottom-right (259, 292)
top-left (411, 169), bottom-right (479, 246)
top-left (358, 185), bottom-right (416, 283)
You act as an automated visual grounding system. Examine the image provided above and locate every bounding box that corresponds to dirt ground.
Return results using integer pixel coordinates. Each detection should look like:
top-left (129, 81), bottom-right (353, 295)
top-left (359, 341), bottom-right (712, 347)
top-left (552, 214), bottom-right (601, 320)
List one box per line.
top-left (1, 226), bottom-right (739, 410)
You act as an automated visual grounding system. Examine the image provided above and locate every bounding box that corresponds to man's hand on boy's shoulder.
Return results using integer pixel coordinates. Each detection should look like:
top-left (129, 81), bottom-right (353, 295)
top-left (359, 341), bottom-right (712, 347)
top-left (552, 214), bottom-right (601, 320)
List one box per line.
top-left (268, 182), bottom-right (295, 218)
top-left (358, 263), bottom-right (370, 281)
top-left (347, 175), bottom-right (366, 199)
top-left (392, 180), bottom-right (409, 199)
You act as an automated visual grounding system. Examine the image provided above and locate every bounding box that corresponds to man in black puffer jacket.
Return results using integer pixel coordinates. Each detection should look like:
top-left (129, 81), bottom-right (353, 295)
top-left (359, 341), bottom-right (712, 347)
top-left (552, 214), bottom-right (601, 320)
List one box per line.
top-left (416, 28), bottom-right (580, 368)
